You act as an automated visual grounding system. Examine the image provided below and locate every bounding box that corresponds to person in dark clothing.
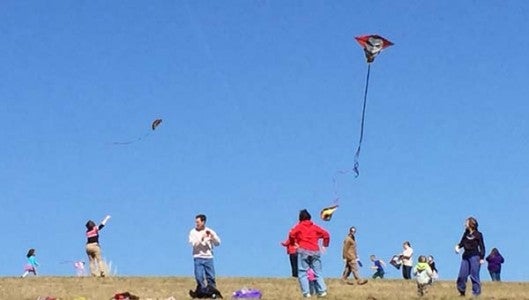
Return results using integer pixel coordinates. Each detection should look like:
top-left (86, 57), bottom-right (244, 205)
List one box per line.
top-left (85, 215), bottom-right (111, 277)
top-left (281, 234), bottom-right (299, 277)
top-left (486, 248), bottom-right (505, 281)
top-left (455, 217), bottom-right (485, 297)
top-left (427, 255), bottom-right (438, 283)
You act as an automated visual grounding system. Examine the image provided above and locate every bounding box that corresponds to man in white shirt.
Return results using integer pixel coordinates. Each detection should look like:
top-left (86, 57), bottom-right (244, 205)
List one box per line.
top-left (188, 214), bottom-right (221, 295)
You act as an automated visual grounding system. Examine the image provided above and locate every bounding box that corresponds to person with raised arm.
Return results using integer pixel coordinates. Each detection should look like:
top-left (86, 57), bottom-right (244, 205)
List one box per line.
top-left (85, 214), bottom-right (111, 277)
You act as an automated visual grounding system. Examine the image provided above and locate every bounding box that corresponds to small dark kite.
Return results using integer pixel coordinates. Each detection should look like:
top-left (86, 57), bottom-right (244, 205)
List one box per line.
top-left (151, 119), bottom-right (162, 130)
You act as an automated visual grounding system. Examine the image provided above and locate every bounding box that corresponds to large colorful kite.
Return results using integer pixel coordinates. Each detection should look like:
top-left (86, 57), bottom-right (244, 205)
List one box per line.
top-left (320, 34), bottom-right (393, 221)
top-left (355, 35), bottom-right (393, 63)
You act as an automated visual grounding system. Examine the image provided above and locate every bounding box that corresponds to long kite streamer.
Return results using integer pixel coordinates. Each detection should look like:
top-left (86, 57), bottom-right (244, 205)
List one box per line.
top-left (353, 35), bottom-right (393, 177)
top-left (353, 63), bottom-right (371, 177)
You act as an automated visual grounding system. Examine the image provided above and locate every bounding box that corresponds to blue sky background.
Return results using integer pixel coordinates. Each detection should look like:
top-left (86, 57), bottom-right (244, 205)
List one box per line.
top-left (1, 1), bottom-right (528, 282)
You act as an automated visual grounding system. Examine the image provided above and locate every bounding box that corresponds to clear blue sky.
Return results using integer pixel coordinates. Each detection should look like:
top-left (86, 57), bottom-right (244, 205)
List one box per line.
top-left (1, 1), bottom-right (528, 282)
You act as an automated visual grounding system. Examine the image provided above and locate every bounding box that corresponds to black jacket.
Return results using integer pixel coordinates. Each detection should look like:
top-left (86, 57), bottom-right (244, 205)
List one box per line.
top-left (458, 230), bottom-right (485, 259)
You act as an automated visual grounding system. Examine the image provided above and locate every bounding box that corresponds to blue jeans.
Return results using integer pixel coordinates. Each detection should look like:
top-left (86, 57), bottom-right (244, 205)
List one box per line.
top-left (457, 255), bottom-right (481, 295)
top-left (297, 250), bottom-right (326, 296)
top-left (194, 257), bottom-right (216, 289)
top-left (489, 271), bottom-right (501, 281)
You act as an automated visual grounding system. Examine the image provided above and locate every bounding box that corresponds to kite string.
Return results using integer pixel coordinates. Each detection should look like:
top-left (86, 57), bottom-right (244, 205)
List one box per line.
top-left (353, 63), bottom-right (371, 177)
top-left (111, 132), bottom-right (152, 145)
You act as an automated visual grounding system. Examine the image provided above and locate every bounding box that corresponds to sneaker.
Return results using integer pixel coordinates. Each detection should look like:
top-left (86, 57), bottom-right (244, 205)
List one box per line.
top-left (317, 292), bottom-right (327, 298)
top-left (302, 293), bottom-right (311, 298)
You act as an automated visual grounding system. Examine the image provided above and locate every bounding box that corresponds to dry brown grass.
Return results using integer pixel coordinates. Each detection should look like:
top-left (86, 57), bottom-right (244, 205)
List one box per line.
top-left (2, 277), bottom-right (528, 300)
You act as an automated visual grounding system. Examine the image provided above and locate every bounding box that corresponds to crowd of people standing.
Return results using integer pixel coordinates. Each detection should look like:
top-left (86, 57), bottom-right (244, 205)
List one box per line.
top-left (280, 212), bottom-right (501, 298)
top-left (18, 211), bottom-right (504, 299)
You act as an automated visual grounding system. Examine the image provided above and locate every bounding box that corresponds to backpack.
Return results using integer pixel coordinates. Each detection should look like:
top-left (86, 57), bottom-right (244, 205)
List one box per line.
top-left (189, 285), bottom-right (224, 299)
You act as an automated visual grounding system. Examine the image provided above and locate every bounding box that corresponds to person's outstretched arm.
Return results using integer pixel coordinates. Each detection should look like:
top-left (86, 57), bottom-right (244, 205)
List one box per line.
top-left (99, 215), bottom-right (111, 230)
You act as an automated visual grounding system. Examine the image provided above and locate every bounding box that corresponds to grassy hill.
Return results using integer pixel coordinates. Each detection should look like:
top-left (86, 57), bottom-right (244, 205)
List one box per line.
top-left (1, 276), bottom-right (528, 300)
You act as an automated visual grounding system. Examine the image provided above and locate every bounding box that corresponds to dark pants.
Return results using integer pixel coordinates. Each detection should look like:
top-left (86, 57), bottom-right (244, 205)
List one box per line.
top-left (489, 271), bottom-right (501, 281)
top-left (372, 269), bottom-right (384, 279)
top-left (402, 265), bottom-right (412, 279)
top-left (289, 253), bottom-right (298, 277)
top-left (457, 255), bottom-right (481, 296)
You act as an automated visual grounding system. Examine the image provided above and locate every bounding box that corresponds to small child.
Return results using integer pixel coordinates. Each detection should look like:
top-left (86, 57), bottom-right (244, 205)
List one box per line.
top-left (307, 267), bottom-right (317, 296)
top-left (413, 255), bottom-right (433, 296)
top-left (74, 261), bottom-right (86, 277)
top-left (21, 248), bottom-right (39, 278)
top-left (427, 255), bottom-right (438, 283)
top-left (370, 255), bottom-right (386, 279)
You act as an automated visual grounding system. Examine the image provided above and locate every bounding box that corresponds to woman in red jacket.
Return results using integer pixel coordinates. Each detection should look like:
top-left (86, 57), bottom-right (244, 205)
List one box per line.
top-left (289, 209), bottom-right (330, 298)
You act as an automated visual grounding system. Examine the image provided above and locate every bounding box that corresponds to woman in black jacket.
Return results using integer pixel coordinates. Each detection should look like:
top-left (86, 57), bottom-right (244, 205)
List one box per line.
top-left (455, 217), bottom-right (485, 297)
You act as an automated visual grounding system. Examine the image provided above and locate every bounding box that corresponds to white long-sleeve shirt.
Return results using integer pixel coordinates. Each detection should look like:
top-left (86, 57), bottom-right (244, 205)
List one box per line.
top-left (189, 227), bottom-right (221, 259)
top-left (402, 247), bottom-right (414, 267)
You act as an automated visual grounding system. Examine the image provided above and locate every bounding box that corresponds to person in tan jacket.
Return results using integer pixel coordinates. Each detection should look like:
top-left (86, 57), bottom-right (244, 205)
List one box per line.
top-left (342, 226), bottom-right (368, 285)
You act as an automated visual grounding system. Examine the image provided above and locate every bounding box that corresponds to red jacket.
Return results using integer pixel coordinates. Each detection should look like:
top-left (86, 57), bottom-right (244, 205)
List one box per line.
top-left (289, 220), bottom-right (330, 251)
top-left (281, 236), bottom-right (298, 254)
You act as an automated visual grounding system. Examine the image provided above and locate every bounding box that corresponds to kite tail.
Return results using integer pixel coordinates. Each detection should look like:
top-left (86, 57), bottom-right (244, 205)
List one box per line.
top-left (112, 132), bottom-right (152, 145)
top-left (332, 173), bottom-right (340, 199)
top-left (332, 169), bottom-right (349, 200)
top-left (353, 63), bottom-right (371, 177)
top-left (59, 260), bottom-right (74, 264)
